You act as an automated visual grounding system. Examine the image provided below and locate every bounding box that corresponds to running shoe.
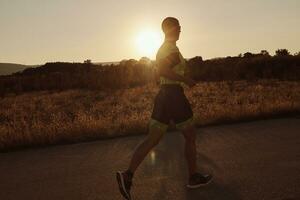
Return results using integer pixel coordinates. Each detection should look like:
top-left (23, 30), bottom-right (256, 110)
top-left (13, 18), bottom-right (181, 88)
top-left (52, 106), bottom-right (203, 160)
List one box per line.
top-left (116, 170), bottom-right (133, 200)
top-left (186, 172), bottom-right (213, 188)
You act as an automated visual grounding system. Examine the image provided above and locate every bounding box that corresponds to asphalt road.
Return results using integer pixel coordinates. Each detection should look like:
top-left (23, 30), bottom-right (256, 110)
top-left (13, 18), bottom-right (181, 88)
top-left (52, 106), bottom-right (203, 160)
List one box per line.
top-left (0, 118), bottom-right (299, 200)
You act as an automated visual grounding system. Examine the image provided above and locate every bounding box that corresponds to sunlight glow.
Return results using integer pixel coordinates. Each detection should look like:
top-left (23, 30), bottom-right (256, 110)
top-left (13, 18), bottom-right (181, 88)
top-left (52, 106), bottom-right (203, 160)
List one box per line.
top-left (150, 150), bottom-right (156, 165)
top-left (135, 29), bottom-right (163, 59)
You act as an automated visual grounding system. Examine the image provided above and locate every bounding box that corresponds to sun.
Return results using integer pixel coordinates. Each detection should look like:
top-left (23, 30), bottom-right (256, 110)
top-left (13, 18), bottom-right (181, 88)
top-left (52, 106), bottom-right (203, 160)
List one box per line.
top-left (135, 29), bottom-right (163, 59)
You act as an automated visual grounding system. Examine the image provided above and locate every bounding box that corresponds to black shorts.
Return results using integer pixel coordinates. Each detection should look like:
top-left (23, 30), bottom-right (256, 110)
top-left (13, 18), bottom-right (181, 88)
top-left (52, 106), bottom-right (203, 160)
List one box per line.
top-left (151, 84), bottom-right (193, 125)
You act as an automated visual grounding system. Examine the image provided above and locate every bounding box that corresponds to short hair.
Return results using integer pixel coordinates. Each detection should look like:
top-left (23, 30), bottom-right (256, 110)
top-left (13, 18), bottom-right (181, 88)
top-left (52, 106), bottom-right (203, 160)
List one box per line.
top-left (161, 17), bottom-right (179, 34)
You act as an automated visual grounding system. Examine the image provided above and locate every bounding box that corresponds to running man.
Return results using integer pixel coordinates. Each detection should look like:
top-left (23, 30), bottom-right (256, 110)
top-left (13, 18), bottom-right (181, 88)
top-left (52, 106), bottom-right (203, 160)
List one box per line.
top-left (116, 17), bottom-right (212, 200)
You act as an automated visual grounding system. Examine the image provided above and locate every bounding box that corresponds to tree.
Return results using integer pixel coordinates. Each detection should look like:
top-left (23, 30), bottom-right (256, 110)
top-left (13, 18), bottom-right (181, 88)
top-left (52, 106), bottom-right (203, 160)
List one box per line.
top-left (139, 57), bottom-right (151, 65)
top-left (189, 56), bottom-right (203, 63)
top-left (126, 59), bottom-right (138, 66)
top-left (84, 59), bottom-right (92, 64)
top-left (275, 49), bottom-right (290, 56)
top-left (294, 51), bottom-right (300, 56)
top-left (260, 50), bottom-right (270, 56)
top-left (120, 59), bottom-right (128, 66)
top-left (243, 52), bottom-right (254, 58)
top-left (187, 56), bottom-right (203, 69)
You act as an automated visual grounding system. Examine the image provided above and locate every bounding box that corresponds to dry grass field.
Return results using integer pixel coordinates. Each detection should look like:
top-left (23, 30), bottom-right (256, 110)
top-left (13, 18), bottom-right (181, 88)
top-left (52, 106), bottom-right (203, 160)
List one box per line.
top-left (0, 79), bottom-right (299, 150)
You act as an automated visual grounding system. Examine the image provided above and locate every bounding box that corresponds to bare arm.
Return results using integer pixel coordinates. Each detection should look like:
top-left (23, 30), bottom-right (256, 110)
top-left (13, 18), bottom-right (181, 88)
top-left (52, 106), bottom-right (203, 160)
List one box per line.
top-left (157, 52), bottom-right (196, 87)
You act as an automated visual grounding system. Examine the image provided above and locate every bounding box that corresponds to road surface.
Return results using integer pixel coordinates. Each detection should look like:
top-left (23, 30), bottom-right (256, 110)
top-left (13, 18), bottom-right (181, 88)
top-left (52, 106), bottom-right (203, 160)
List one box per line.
top-left (0, 118), bottom-right (299, 200)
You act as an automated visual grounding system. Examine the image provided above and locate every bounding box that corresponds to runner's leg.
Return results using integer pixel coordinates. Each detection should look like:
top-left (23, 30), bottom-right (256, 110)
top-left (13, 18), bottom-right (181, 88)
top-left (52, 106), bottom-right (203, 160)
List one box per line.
top-left (127, 119), bottom-right (168, 173)
top-left (177, 118), bottom-right (198, 176)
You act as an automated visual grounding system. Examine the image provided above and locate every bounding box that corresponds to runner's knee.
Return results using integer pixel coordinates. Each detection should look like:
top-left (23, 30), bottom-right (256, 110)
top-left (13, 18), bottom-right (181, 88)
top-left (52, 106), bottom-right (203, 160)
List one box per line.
top-left (178, 118), bottom-right (196, 141)
top-left (147, 119), bottom-right (168, 145)
top-left (177, 117), bottom-right (195, 132)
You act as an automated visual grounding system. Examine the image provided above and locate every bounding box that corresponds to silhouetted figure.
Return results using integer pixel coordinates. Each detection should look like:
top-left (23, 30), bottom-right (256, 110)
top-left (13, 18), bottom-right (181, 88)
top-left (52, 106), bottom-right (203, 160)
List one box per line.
top-left (116, 17), bottom-right (212, 200)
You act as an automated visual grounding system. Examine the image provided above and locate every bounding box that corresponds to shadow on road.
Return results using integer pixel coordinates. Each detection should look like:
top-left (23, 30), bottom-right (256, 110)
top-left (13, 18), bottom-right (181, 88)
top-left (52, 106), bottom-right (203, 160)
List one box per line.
top-left (197, 152), bottom-right (222, 173)
top-left (137, 131), bottom-right (239, 200)
top-left (185, 181), bottom-right (242, 200)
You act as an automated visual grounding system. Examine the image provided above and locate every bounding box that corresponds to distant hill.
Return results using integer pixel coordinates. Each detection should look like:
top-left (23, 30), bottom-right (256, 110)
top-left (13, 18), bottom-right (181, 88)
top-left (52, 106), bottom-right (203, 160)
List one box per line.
top-left (95, 61), bottom-right (120, 66)
top-left (0, 63), bottom-right (39, 75)
top-left (0, 60), bottom-right (144, 75)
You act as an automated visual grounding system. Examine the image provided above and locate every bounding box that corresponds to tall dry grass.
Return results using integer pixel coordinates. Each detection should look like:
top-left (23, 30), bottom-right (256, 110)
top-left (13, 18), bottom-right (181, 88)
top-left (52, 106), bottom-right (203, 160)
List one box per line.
top-left (0, 79), bottom-right (299, 150)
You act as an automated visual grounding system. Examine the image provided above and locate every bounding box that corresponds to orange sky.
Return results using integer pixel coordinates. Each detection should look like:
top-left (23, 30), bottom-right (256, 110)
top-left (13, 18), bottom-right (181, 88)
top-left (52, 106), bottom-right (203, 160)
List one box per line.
top-left (0, 0), bottom-right (299, 65)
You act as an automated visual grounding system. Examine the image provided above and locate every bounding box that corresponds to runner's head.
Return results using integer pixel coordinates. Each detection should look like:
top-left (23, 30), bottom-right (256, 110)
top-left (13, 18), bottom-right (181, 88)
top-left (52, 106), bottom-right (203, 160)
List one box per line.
top-left (161, 17), bottom-right (181, 41)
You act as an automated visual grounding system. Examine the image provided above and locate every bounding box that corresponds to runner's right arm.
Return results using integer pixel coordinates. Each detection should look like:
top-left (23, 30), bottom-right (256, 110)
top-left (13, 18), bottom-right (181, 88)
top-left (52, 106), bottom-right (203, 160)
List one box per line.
top-left (157, 52), bottom-right (196, 87)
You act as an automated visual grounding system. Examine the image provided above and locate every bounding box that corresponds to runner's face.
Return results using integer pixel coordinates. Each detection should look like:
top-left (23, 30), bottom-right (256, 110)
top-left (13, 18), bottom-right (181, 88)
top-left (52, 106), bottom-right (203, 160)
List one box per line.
top-left (168, 24), bottom-right (181, 41)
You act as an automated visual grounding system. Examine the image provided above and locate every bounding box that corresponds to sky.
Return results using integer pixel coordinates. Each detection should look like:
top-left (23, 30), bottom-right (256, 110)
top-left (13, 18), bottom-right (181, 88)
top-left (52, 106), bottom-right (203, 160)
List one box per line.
top-left (0, 0), bottom-right (299, 65)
